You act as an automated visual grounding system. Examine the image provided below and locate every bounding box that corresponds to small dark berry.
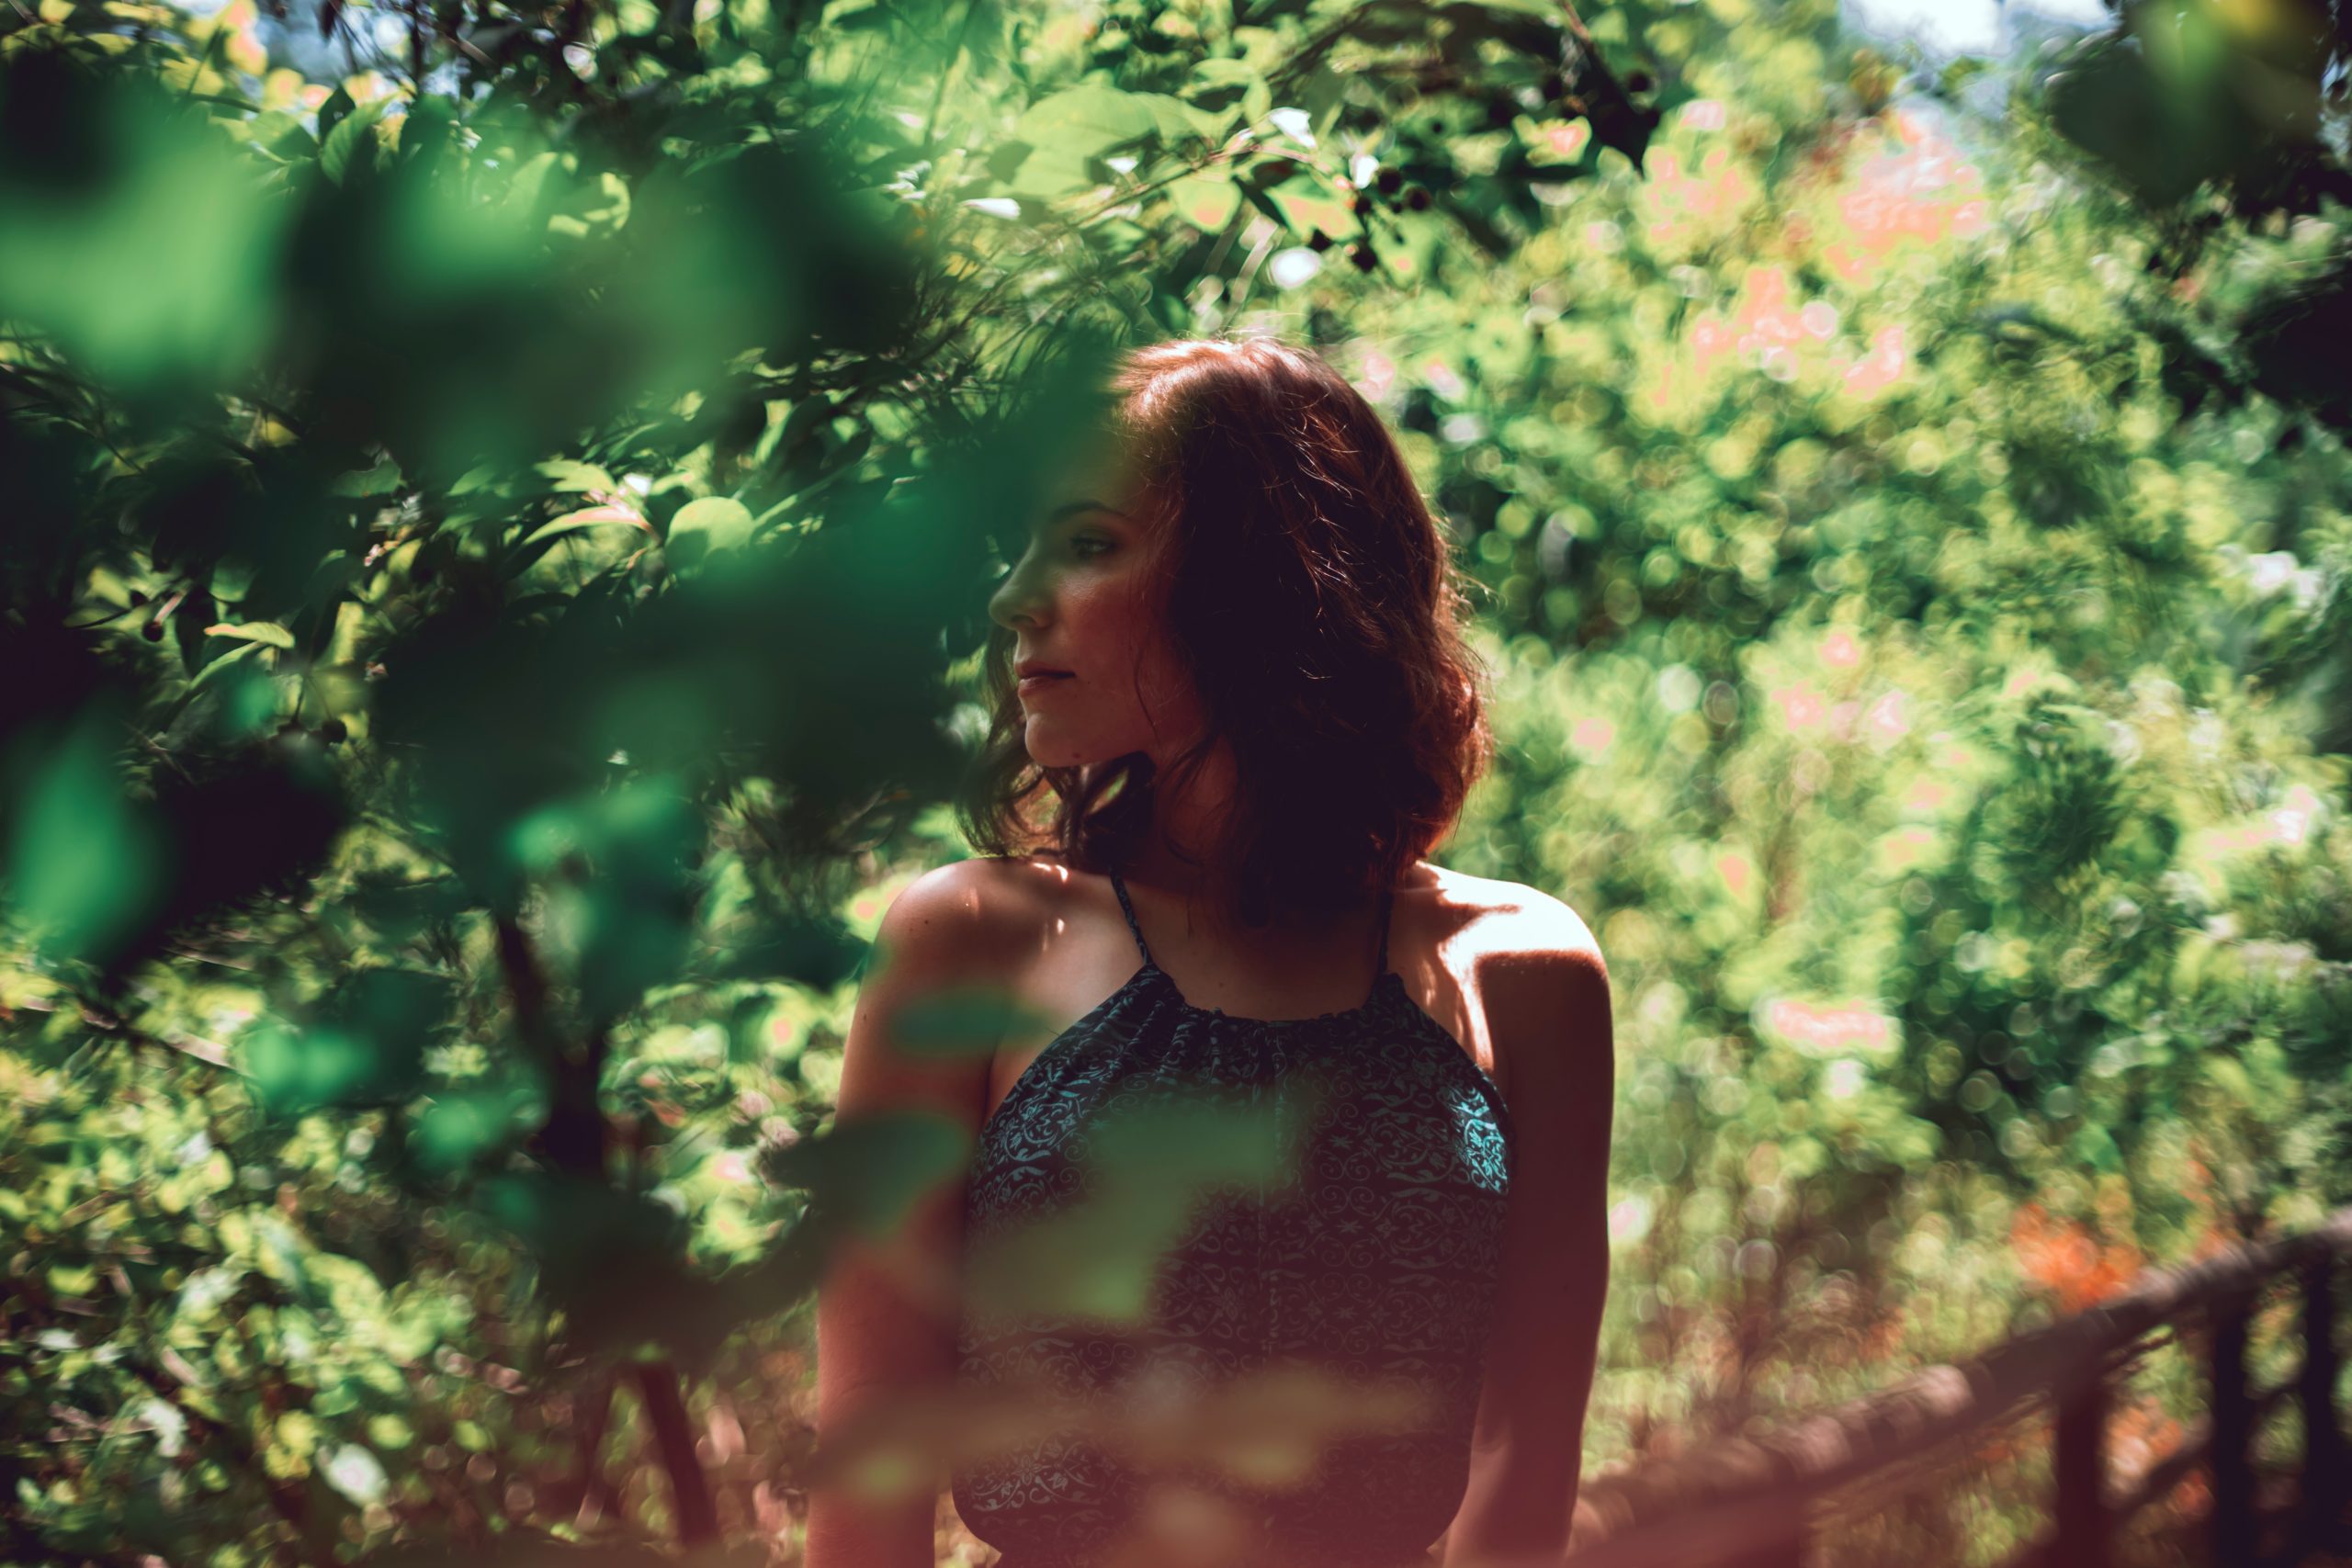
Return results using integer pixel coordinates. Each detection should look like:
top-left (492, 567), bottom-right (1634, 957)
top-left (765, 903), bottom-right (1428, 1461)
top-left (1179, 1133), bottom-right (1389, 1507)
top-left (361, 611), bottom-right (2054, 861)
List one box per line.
top-left (1625, 69), bottom-right (1655, 95)
top-left (1406, 186), bottom-right (1432, 211)
top-left (1376, 167), bottom-right (1404, 195)
top-left (129, 589), bottom-right (148, 606)
top-left (1485, 99), bottom-right (1515, 129)
top-left (1350, 244), bottom-right (1377, 272)
top-left (1352, 194), bottom-right (1372, 214)
top-left (142, 620), bottom-right (165, 641)
top-left (1540, 72), bottom-right (1566, 99)
top-left (1307, 230), bottom-right (1332, 252)
top-left (319, 718), bottom-right (348, 744)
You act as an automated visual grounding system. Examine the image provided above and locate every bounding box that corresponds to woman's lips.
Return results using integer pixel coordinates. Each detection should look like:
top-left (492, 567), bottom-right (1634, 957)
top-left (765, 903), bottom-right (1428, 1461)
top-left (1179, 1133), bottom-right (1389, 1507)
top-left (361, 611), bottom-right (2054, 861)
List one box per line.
top-left (1018, 672), bottom-right (1075, 697)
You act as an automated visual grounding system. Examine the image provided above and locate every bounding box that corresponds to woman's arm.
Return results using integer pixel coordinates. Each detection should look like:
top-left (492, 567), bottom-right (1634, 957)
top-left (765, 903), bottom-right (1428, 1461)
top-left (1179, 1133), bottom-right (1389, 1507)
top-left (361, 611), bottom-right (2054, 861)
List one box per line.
top-left (805, 859), bottom-right (1012, 1568)
top-left (1443, 902), bottom-right (1614, 1565)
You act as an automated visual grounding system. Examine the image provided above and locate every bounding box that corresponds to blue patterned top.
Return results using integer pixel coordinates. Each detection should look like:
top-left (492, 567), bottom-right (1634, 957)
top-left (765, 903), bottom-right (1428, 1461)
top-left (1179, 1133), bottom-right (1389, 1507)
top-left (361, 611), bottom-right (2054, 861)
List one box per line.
top-left (951, 868), bottom-right (1516, 1568)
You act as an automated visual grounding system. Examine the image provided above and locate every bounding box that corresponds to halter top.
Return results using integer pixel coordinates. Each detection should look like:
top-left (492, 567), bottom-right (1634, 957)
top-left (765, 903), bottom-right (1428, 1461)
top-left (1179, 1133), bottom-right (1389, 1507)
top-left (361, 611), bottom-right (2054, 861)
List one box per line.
top-left (951, 869), bottom-right (1516, 1568)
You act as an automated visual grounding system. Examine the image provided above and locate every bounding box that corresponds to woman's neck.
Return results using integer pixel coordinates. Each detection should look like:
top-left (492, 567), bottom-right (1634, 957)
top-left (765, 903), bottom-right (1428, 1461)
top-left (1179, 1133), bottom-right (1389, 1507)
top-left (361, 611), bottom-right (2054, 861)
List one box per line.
top-left (1107, 734), bottom-right (1258, 918)
top-left (1115, 738), bottom-right (1374, 940)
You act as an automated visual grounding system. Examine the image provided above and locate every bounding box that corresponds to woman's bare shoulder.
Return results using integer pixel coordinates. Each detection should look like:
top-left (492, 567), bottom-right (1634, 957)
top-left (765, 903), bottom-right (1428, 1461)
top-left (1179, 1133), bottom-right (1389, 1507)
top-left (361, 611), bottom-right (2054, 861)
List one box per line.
top-left (1415, 862), bottom-right (1601, 959)
top-left (869, 853), bottom-right (1072, 976)
top-left (1419, 867), bottom-right (1609, 1104)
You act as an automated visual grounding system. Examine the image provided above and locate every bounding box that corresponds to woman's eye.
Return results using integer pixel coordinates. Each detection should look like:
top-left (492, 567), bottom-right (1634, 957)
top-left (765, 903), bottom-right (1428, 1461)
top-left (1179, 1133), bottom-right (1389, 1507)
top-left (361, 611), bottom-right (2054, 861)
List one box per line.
top-left (1070, 536), bottom-right (1114, 558)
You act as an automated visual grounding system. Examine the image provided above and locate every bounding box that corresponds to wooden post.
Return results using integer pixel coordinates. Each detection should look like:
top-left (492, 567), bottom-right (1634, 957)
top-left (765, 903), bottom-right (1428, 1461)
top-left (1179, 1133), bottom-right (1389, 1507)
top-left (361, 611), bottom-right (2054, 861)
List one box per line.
top-left (2303, 1254), bottom-right (2345, 1556)
top-left (2211, 1292), bottom-right (2256, 1568)
top-left (2052, 1363), bottom-right (2109, 1568)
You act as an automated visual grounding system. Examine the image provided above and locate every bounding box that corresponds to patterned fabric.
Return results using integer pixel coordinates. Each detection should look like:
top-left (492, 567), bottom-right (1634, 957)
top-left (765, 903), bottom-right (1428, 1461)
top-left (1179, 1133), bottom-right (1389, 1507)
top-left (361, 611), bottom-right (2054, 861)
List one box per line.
top-left (952, 869), bottom-right (1516, 1568)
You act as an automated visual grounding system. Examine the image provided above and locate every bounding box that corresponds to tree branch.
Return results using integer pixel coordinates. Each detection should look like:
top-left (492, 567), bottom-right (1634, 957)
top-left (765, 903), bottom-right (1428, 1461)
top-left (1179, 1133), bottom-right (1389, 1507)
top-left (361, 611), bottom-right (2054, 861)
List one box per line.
top-left (634, 1360), bottom-right (720, 1547)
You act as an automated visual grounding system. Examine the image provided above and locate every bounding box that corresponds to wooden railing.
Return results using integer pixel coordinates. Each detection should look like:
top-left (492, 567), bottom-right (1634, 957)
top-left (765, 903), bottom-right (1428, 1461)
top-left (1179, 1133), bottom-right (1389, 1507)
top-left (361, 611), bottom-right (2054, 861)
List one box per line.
top-left (1540, 1204), bottom-right (2352, 1568)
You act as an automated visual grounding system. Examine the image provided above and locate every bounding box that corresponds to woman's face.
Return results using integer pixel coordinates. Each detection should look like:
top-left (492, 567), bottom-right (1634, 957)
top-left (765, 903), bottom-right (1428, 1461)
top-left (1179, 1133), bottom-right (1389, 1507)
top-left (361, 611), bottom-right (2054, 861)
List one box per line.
top-left (986, 440), bottom-right (1205, 770)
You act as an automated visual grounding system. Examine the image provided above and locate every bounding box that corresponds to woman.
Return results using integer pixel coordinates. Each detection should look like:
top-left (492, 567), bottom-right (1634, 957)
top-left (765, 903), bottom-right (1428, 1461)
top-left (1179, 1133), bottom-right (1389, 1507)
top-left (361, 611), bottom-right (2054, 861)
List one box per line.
top-left (808, 337), bottom-right (1613, 1568)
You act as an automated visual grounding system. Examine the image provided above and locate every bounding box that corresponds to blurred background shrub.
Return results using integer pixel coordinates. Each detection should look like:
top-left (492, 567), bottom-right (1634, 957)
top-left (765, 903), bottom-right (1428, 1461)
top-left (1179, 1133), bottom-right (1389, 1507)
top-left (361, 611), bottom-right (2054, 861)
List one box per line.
top-left (3, 0), bottom-right (2349, 1562)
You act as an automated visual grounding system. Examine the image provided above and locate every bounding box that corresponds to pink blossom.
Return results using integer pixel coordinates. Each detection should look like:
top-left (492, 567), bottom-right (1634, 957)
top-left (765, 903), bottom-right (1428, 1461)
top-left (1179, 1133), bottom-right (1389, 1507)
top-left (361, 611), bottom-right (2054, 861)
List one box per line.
top-left (1866, 690), bottom-right (1911, 747)
top-left (1773, 684), bottom-right (1826, 729)
top-left (1761, 998), bottom-right (1894, 1059)
top-left (1716, 851), bottom-right (1754, 898)
top-left (1844, 325), bottom-right (1907, 395)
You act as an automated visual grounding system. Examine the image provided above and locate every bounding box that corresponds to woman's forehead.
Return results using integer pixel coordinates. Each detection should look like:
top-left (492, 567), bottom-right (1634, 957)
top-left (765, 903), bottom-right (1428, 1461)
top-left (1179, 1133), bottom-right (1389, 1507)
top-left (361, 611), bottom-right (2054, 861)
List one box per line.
top-left (1051, 436), bottom-right (1147, 511)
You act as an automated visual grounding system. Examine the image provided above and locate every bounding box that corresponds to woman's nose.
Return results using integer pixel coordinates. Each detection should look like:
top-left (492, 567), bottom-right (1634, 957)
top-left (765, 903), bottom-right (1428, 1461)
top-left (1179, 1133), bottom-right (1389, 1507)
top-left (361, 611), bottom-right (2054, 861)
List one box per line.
top-left (988, 557), bottom-right (1050, 632)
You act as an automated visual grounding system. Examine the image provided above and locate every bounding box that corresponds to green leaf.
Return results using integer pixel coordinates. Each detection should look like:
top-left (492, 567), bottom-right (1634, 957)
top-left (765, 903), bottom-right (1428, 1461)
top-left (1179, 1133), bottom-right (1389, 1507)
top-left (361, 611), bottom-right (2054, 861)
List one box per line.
top-left (1186, 58), bottom-right (1261, 94)
top-left (203, 620), bottom-right (295, 649)
top-left (1263, 172), bottom-right (1355, 240)
top-left (765, 1112), bottom-right (971, 1242)
top-left (501, 150), bottom-right (562, 220)
top-left (1181, 57), bottom-right (1262, 123)
top-left (3, 706), bottom-right (163, 966)
top-left (328, 460), bottom-right (403, 497)
top-left (963, 1090), bottom-right (1287, 1321)
top-left (243, 968), bottom-right (453, 1113)
top-left (247, 108), bottom-right (317, 162)
top-left (411, 1083), bottom-right (538, 1175)
top-left (707, 908), bottom-right (866, 988)
top-left (319, 99), bottom-right (386, 186)
top-left (534, 458), bottom-right (617, 494)
top-left (1167, 172), bottom-right (1241, 231)
top-left (518, 505), bottom-right (653, 553)
top-left (314, 85), bottom-right (356, 144)
top-left (160, 637), bottom-right (267, 728)
top-left (891, 986), bottom-right (1055, 1057)
top-left (664, 496), bottom-right (755, 570)
top-left (1005, 85), bottom-right (1206, 195)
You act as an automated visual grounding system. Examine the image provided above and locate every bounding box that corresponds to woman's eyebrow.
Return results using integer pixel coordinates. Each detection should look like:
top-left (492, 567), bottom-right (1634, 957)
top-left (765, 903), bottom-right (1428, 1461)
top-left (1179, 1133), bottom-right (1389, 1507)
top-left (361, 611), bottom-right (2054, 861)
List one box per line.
top-left (1044, 500), bottom-right (1130, 525)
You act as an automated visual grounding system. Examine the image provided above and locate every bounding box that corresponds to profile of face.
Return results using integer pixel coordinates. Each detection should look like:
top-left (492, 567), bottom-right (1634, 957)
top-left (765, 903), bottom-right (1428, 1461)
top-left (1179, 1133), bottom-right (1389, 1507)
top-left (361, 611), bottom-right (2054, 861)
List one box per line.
top-left (985, 434), bottom-right (1208, 772)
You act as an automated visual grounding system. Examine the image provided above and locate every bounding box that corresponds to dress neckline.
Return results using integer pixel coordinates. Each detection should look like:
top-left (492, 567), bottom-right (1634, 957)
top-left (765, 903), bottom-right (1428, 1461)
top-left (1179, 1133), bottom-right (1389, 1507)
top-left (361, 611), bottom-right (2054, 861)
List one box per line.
top-left (1107, 865), bottom-right (1395, 1020)
top-left (973, 955), bottom-right (1512, 1164)
top-left (1137, 960), bottom-right (1409, 1026)
top-left (970, 866), bottom-right (1511, 1156)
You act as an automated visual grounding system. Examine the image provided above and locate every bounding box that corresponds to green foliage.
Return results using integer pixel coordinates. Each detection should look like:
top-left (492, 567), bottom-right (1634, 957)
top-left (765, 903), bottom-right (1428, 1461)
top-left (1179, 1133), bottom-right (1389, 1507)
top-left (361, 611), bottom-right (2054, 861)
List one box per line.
top-left (6, 0), bottom-right (2350, 1561)
top-left (1263, 0), bottom-right (2352, 1493)
top-left (0, 0), bottom-right (1672, 1558)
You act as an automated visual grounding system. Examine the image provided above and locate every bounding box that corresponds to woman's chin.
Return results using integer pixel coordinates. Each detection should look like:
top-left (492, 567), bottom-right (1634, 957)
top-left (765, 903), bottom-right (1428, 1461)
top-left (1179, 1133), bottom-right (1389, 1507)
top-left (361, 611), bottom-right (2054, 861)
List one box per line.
top-left (1023, 729), bottom-right (1091, 771)
top-left (1026, 736), bottom-right (1128, 773)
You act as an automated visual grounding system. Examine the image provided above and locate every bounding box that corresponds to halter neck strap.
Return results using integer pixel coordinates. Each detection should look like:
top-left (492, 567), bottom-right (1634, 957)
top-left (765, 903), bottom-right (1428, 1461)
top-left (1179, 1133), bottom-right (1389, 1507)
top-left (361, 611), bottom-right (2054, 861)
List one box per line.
top-left (1107, 866), bottom-right (1155, 966)
top-left (1110, 868), bottom-right (1396, 1005)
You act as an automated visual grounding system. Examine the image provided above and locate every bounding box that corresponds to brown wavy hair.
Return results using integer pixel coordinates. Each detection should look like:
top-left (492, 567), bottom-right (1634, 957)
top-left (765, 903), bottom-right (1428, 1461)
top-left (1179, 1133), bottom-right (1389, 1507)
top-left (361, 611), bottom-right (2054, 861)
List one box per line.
top-left (955, 334), bottom-right (1494, 930)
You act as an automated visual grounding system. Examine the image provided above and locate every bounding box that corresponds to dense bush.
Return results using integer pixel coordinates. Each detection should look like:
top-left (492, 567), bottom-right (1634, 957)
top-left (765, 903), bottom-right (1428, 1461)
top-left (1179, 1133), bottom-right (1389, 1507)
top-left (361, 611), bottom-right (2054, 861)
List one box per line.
top-left (5, 0), bottom-right (2349, 1562)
